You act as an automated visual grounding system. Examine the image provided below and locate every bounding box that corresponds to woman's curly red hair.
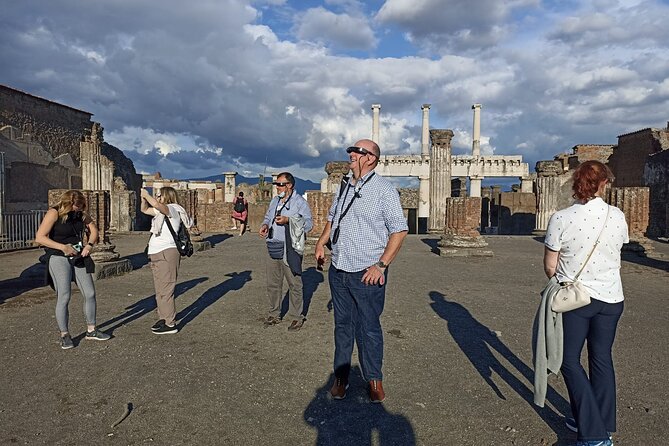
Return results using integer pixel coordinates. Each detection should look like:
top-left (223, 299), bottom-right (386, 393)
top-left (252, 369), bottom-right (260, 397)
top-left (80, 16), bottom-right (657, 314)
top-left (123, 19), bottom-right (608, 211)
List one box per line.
top-left (572, 160), bottom-right (614, 201)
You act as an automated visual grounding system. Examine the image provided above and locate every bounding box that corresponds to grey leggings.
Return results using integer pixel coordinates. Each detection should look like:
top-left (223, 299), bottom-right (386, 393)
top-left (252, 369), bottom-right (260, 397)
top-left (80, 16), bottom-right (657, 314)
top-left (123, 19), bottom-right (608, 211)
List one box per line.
top-left (48, 255), bottom-right (97, 332)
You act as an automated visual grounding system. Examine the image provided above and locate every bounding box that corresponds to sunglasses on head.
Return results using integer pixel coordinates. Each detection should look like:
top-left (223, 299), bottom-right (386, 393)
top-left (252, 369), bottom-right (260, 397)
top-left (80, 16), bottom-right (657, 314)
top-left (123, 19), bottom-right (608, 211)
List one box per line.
top-left (273, 181), bottom-right (290, 187)
top-left (346, 146), bottom-right (377, 158)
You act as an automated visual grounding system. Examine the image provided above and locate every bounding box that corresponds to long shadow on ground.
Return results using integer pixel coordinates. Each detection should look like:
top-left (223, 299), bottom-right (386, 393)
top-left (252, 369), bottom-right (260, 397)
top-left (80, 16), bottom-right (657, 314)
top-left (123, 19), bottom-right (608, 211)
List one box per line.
top-left (176, 271), bottom-right (252, 330)
top-left (428, 291), bottom-right (572, 443)
top-left (304, 367), bottom-right (416, 446)
top-left (97, 277), bottom-right (208, 334)
top-left (0, 262), bottom-right (45, 304)
top-left (202, 234), bottom-right (233, 247)
top-left (622, 251), bottom-right (669, 272)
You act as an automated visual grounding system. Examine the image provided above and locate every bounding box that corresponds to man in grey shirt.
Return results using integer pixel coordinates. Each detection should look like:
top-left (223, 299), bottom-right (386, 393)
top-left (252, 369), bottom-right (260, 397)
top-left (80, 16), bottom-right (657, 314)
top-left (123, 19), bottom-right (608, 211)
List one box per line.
top-left (315, 139), bottom-right (408, 403)
top-left (259, 172), bottom-right (313, 331)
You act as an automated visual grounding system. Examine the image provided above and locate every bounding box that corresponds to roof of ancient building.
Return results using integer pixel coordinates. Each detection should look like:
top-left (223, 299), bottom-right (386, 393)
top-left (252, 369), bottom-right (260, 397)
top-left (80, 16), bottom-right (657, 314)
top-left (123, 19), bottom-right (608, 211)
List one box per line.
top-left (0, 84), bottom-right (93, 116)
top-left (617, 127), bottom-right (656, 138)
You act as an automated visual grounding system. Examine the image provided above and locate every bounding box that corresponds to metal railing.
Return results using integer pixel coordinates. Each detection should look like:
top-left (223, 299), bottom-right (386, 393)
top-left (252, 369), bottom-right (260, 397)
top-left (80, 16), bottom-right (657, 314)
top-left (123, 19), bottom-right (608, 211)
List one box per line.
top-left (0, 210), bottom-right (47, 251)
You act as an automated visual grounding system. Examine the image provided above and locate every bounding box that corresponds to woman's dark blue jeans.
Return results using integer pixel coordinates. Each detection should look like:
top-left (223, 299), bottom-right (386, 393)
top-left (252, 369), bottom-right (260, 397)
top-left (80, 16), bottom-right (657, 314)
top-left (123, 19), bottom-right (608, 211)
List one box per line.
top-left (561, 299), bottom-right (624, 442)
top-left (329, 267), bottom-right (387, 383)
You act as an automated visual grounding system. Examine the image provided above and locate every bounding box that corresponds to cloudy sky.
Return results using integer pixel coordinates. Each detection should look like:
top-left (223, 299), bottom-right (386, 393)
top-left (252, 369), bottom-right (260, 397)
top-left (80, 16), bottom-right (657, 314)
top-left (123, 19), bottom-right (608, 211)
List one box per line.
top-left (1, 0), bottom-right (668, 184)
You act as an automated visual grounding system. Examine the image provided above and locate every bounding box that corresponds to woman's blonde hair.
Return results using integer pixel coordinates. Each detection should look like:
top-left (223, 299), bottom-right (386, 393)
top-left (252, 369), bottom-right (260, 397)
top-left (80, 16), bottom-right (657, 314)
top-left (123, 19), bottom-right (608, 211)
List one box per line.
top-left (159, 187), bottom-right (179, 205)
top-left (56, 190), bottom-right (87, 223)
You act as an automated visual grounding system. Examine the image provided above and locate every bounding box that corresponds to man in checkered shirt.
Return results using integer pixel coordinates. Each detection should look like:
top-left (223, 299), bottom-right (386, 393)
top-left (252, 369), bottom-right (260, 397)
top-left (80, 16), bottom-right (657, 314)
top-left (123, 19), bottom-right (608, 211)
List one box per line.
top-left (315, 138), bottom-right (408, 403)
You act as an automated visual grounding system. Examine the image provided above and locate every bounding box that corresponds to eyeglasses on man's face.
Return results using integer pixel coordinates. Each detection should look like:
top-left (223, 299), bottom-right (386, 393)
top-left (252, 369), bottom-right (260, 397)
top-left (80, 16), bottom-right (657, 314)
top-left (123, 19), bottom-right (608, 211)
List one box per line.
top-left (346, 146), bottom-right (378, 158)
top-left (273, 181), bottom-right (290, 187)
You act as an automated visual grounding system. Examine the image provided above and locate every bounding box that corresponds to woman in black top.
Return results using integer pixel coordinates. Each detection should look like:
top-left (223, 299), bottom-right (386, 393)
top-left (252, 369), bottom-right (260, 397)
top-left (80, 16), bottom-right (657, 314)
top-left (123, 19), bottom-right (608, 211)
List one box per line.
top-left (35, 190), bottom-right (110, 349)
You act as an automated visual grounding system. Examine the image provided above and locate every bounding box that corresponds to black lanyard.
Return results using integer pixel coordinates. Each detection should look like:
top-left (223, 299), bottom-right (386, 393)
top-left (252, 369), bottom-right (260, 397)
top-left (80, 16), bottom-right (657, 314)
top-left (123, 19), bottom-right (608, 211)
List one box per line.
top-left (273, 191), bottom-right (293, 217)
top-left (330, 173), bottom-right (375, 245)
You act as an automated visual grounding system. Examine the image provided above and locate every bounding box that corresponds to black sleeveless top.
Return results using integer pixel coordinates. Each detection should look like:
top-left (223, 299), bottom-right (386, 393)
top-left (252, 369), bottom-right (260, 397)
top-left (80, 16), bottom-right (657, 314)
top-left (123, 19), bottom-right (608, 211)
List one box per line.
top-left (49, 208), bottom-right (85, 245)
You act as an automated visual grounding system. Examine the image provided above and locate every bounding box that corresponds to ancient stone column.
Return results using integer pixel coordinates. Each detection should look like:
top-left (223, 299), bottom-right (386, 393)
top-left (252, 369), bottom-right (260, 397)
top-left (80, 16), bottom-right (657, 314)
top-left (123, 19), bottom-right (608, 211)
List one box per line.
top-left (271, 173), bottom-right (279, 197)
top-left (323, 161), bottom-right (351, 194)
top-left (428, 129), bottom-right (453, 233)
top-left (469, 104), bottom-right (483, 197)
top-left (421, 104), bottom-right (431, 156)
top-left (437, 197), bottom-right (492, 257)
top-left (534, 160), bottom-right (570, 234)
top-left (472, 104), bottom-right (482, 158)
top-left (223, 172), bottom-right (236, 203)
top-left (418, 104), bottom-right (431, 233)
top-left (521, 175), bottom-right (534, 193)
top-left (608, 186), bottom-right (652, 254)
top-left (371, 104), bottom-right (381, 144)
top-left (80, 123), bottom-right (103, 191)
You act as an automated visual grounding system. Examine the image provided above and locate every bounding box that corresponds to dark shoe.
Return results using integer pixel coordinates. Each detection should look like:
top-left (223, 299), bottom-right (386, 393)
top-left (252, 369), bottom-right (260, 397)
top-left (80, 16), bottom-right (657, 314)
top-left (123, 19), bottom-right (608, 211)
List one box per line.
top-left (61, 334), bottom-right (74, 350)
top-left (288, 319), bottom-right (304, 331)
top-left (263, 316), bottom-right (281, 326)
top-left (85, 329), bottom-right (111, 341)
top-left (565, 417), bottom-right (577, 433)
top-left (151, 319), bottom-right (166, 331)
top-left (369, 380), bottom-right (385, 403)
top-left (329, 378), bottom-right (349, 400)
top-left (152, 323), bottom-right (178, 335)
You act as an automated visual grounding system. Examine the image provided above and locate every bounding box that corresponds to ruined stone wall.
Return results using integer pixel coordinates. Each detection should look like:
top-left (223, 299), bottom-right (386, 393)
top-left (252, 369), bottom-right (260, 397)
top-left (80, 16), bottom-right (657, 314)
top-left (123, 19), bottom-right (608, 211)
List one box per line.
top-left (306, 191), bottom-right (334, 240)
top-left (197, 202), bottom-right (266, 232)
top-left (7, 162), bottom-right (82, 211)
top-left (608, 187), bottom-right (650, 239)
top-left (608, 128), bottom-right (667, 187)
top-left (101, 142), bottom-right (143, 193)
top-left (398, 188), bottom-right (418, 209)
top-left (498, 192), bottom-right (536, 235)
top-left (570, 144), bottom-right (615, 167)
top-left (0, 85), bottom-right (92, 162)
top-left (644, 149), bottom-right (669, 237)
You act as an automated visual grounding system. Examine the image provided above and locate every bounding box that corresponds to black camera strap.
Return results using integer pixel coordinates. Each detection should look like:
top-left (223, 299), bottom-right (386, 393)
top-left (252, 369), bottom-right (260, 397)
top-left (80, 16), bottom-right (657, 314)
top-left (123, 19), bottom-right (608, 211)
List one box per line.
top-left (331, 172), bottom-right (375, 245)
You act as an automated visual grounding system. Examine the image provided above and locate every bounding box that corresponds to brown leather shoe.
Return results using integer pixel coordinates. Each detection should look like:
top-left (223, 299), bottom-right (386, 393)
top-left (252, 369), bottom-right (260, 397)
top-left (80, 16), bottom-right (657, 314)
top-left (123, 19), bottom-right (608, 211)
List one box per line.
top-left (287, 319), bottom-right (304, 332)
top-left (369, 380), bottom-right (385, 403)
top-left (329, 378), bottom-right (349, 400)
top-left (263, 316), bottom-right (280, 326)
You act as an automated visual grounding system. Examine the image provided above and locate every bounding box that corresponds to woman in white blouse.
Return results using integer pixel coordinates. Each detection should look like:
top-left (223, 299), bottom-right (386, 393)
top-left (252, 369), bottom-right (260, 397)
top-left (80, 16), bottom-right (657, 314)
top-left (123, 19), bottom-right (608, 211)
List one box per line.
top-left (543, 161), bottom-right (628, 446)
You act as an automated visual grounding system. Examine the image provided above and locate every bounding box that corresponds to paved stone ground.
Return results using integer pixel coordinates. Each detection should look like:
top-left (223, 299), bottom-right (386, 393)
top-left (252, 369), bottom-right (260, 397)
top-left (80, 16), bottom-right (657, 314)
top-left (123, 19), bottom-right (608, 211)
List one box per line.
top-left (1, 232), bottom-right (667, 446)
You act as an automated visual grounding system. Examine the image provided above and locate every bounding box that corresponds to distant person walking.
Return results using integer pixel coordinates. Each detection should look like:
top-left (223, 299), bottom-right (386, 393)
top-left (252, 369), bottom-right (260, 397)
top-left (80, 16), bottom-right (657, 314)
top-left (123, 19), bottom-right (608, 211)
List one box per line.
top-left (543, 161), bottom-right (628, 446)
top-left (141, 187), bottom-right (192, 335)
top-left (231, 191), bottom-right (248, 236)
top-left (258, 172), bottom-right (313, 331)
top-left (35, 190), bottom-right (110, 349)
top-left (315, 139), bottom-right (408, 403)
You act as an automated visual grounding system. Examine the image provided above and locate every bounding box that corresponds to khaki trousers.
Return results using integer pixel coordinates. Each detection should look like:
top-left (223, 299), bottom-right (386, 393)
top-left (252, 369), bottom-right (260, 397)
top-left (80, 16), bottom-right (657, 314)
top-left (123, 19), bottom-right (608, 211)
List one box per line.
top-left (266, 257), bottom-right (303, 321)
top-left (149, 248), bottom-right (181, 326)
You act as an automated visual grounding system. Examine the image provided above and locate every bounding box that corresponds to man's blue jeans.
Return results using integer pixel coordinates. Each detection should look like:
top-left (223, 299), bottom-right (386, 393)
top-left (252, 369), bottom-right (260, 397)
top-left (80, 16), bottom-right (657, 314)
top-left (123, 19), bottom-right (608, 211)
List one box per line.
top-left (329, 267), bottom-right (387, 383)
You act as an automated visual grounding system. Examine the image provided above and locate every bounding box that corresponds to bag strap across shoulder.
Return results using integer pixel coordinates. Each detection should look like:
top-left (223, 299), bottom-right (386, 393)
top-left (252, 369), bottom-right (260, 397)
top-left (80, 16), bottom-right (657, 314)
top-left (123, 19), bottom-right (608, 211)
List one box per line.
top-left (573, 205), bottom-right (611, 281)
top-left (163, 215), bottom-right (180, 246)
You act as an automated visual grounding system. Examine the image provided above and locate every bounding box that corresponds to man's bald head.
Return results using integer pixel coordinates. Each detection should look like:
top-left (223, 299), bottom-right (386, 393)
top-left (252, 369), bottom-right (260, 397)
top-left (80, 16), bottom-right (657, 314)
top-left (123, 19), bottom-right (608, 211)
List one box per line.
top-left (354, 139), bottom-right (380, 158)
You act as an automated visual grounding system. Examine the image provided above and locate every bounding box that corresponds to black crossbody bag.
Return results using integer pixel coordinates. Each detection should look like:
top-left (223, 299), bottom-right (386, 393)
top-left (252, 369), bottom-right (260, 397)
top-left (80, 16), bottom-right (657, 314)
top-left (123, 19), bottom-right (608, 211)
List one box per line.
top-left (164, 216), bottom-right (194, 257)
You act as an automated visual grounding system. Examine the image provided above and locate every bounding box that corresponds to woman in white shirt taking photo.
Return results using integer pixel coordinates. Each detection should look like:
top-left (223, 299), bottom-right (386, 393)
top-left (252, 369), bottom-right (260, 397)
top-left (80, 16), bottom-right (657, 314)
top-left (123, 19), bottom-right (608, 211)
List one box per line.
top-left (141, 187), bottom-right (191, 335)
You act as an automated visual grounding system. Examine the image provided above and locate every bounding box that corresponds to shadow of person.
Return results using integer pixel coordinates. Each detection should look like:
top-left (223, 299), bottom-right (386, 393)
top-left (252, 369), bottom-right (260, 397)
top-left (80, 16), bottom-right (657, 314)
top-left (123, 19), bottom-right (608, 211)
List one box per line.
top-left (301, 266), bottom-right (324, 318)
top-left (0, 262), bottom-right (46, 304)
top-left (202, 234), bottom-right (233, 247)
top-left (97, 277), bottom-right (208, 334)
top-left (304, 368), bottom-right (416, 446)
top-left (176, 271), bottom-right (252, 330)
top-left (121, 252), bottom-right (150, 270)
top-left (428, 291), bottom-right (571, 438)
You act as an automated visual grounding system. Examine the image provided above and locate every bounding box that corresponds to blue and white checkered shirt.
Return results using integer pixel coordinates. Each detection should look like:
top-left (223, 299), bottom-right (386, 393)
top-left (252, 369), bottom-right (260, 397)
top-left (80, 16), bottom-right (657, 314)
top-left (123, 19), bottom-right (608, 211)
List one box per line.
top-left (328, 171), bottom-right (408, 272)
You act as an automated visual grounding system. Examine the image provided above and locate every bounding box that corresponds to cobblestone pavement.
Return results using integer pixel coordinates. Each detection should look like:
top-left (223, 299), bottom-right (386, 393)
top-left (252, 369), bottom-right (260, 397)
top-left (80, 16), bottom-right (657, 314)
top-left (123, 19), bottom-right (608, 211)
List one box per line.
top-left (1, 233), bottom-right (667, 445)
